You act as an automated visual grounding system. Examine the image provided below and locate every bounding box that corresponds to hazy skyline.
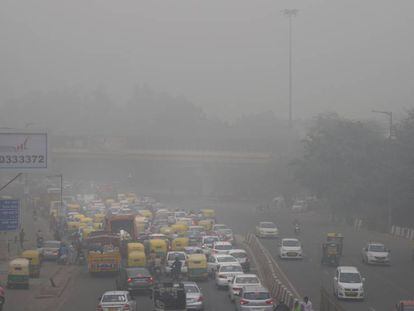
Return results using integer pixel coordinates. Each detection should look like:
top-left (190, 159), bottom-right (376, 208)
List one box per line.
top-left (1, 0), bottom-right (413, 121)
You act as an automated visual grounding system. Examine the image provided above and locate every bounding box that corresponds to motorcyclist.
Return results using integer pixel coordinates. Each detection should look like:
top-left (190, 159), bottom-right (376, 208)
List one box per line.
top-left (170, 256), bottom-right (182, 279)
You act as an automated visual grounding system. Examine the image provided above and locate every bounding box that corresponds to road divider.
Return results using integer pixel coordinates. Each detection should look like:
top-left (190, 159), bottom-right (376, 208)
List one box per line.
top-left (240, 233), bottom-right (300, 309)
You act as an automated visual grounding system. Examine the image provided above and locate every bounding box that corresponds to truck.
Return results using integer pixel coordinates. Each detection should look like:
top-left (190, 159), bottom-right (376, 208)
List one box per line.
top-left (86, 233), bottom-right (121, 275)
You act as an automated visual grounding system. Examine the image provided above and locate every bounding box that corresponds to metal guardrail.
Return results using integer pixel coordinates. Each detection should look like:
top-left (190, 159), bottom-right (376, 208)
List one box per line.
top-left (245, 233), bottom-right (298, 309)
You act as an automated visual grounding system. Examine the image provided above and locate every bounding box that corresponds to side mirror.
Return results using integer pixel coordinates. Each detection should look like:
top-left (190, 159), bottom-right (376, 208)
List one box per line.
top-left (333, 277), bottom-right (338, 281)
top-left (362, 277), bottom-right (366, 282)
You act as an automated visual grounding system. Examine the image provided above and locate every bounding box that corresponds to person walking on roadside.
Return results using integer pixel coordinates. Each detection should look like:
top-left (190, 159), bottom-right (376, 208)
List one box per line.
top-left (293, 300), bottom-right (301, 311)
top-left (19, 228), bottom-right (25, 250)
top-left (301, 296), bottom-right (313, 311)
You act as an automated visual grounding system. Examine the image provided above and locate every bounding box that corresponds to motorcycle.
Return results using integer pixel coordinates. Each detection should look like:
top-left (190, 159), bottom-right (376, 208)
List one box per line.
top-left (36, 236), bottom-right (44, 248)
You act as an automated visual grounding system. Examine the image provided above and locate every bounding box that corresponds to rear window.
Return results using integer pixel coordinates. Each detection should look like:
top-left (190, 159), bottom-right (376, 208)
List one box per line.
top-left (217, 256), bottom-right (237, 263)
top-left (215, 244), bottom-right (232, 250)
top-left (184, 285), bottom-right (200, 293)
top-left (102, 294), bottom-right (126, 303)
top-left (127, 268), bottom-right (149, 277)
top-left (203, 237), bottom-right (219, 244)
top-left (235, 276), bottom-right (259, 284)
top-left (243, 292), bottom-right (270, 300)
top-left (231, 252), bottom-right (247, 259)
top-left (220, 265), bottom-right (242, 272)
top-left (168, 253), bottom-right (186, 261)
top-left (260, 223), bottom-right (276, 228)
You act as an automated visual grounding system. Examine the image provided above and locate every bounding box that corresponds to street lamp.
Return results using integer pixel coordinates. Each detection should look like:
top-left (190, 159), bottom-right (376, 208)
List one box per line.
top-left (282, 9), bottom-right (299, 128)
top-left (372, 110), bottom-right (393, 230)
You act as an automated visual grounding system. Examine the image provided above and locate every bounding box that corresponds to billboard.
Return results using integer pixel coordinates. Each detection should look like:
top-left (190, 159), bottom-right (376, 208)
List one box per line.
top-left (0, 132), bottom-right (48, 170)
top-left (0, 200), bottom-right (20, 231)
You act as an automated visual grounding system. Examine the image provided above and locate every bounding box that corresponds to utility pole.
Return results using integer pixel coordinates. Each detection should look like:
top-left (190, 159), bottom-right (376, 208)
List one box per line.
top-left (282, 9), bottom-right (299, 128)
top-left (372, 110), bottom-right (393, 230)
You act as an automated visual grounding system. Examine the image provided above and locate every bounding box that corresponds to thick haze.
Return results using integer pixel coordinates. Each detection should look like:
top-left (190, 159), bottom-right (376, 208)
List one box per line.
top-left (1, 0), bottom-right (413, 120)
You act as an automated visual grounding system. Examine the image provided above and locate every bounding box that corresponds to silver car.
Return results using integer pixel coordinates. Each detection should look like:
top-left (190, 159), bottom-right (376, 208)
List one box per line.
top-left (41, 240), bottom-right (61, 260)
top-left (97, 291), bottom-right (136, 311)
top-left (234, 285), bottom-right (274, 311)
top-left (183, 281), bottom-right (204, 310)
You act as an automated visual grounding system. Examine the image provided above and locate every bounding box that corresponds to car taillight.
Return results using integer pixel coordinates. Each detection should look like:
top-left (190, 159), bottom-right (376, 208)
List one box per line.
top-left (147, 277), bottom-right (154, 283)
top-left (265, 299), bottom-right (274, 305)
top-left (218, 274), bottom-right (227, 278)
top-left (96, 304), bottom-right (103, 311)
top-left (240, 299), bottom-right (249, 305)
top-left (197, 296), bottom-right (204, 302)
top-left (232, 287), bottom-right (241, 292)
top-left (122, 304), bottom-right (130, 310)
top-left (127, 278), bottom-right (132, 283)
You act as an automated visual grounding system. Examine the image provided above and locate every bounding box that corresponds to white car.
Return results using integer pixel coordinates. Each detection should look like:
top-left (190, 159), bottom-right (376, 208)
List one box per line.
top-left (165, 251), bottom-right (188, 274)
top-left (228, 274), bottom-right (261, 301)
top-left (213, 224), bottom-right (228, 233)
top-left (217, 228), bottom-right (234, 243)
top-left (255, 222), bottom-right (279, 238)
top-left (333, 266), bottom-right (365, 300)
top-left (361, 243), bottom-right (390, 265)
top-left (215, 263), bottom-right (244, 287)
top-left (212, 241), bottom-right (233, 255)
top-left (207, 254), bottom-right (239, 274)
top-left (228, 249), bottom-right (250, 272)
top-left (97, 291), bottom-right (136, 311)
top-left (279, 238), bottom-right (303, 259)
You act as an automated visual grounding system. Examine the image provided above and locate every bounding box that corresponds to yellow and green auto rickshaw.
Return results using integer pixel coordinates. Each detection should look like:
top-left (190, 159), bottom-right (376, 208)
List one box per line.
top-left (21, 250), bottom-right (41, 278)
top-left (127, 242), bottom-right (145, 256)
top-left (7, 258), bottom-right (30, 289)
top-left (127, 251), bottom-right (147, 267)
top-left (149, 239), bottom-right (168, 258)
top-left (171, 223), bottom-right (188, 235)
top-left (172, 237), bottom-right (189, 251)
top-left (187, 254), bottom-right (208, 280)
top-left (198, 219), bottom-right (214, 232)
top-left (201, 209), bottom-right (215, 219)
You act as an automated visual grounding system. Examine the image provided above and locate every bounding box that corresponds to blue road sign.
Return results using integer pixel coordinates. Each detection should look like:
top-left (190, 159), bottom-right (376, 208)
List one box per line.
top-left (0, 200), bottom-right (20, 231)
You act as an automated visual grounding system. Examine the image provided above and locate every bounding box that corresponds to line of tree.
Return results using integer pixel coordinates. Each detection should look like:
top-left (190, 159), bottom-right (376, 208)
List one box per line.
top-left (292, 111), bottom-right (414, 230)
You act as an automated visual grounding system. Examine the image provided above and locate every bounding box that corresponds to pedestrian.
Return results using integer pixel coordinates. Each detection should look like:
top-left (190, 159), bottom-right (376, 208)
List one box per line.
top-left (293, 300), bottom-right (301, 311)
top-left (301, 296), bottom-right (313, 311)
top-left (19, 228), bottom-right (25, 250)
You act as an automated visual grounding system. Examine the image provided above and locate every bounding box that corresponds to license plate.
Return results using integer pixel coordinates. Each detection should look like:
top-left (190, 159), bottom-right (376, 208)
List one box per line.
top-left (346, 292), bottom-right (357, 297)
top-left (108, 308), bottom-right (118, 311)
top-left (135, 279), bottom-right (146, 283)
top-left (287, 252), bottom-right (296, 256)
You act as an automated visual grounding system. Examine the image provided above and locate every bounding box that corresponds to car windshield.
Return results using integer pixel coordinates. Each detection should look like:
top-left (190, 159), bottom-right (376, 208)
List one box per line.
top-left (215, 244), bottom-right (232, 250)
top-left (204, 237), bottom-right (218, 244)
top-left (220, 265), bottom-right (242, 272)
top-left (43, 241), bottom-right (60, 248)
top-left (339, 272), bottom-right (361, 283)
top-left (168, 253), bottom-right (186, 261)
top-left (368, 244), bottom-right (385, 252)
top-left (235, 277), bottom-right (259, 284)
top-left (217, 256), bottom-right (237, 263)
top-left (231, 252), bottom-right (247, 259)
top-left (260, 223), bottom-right (276, 228)
top-left (283, 240), bottom-right (300, 247)
top-left (243, 292), bottom-right (270, 300)
top-left (102, 294), bottom-right (126, 303)
top-left (184, 285), bottom-right (200, 293)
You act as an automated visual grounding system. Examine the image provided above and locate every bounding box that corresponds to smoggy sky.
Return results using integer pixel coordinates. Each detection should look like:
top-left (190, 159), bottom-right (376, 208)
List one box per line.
top-left (1, 0), bottom-right (413, 120)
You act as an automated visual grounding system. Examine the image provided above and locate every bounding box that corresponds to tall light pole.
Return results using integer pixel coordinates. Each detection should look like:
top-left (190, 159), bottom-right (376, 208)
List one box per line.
top-left (372, 110), bottom-right (393, 230)
top-left (282, 9), bottom-right (299, 128)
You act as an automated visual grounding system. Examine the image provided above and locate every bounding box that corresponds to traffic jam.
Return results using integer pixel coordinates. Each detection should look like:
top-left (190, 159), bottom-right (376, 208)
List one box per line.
top-left (50, 193), bottom-right (274, 311)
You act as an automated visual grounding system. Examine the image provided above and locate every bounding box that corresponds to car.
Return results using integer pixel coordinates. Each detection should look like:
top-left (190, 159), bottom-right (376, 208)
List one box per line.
top-left (211, 241), bottom-right (233, 255)
top-left (395, 301), bottom-right (414, 311)
top-left (215, 263), bottom-right (244, 287)
top-left (333, 266), bottom-right (365, 300)
top-left (115, 267), bottom-right (154, 293)
top-left (228, 274), bottom-right (261, 301)
top-left (228, 249), bottom-right (250, 272)
top-left (234, 285), bottom-right (274, 311)
top-left (40, 240), bottom-right (61, 260)
top-left (279, 238), bottom-right (303, 259)
top-left (217, 228), bottom-right (234, 243)
top-left (201, 236), bottom-right (220, 254)
top-left (97, 291), bottom-right (137, 311)
top-left (255, 222), bottom-right (278, 238)
top-left (165, 251), bottom-right (188, 274)
top-left (183, 281), bottom-right (204, 310)
top-left (184, 246), bottom-right (204, 255)
top-left (213, 224), bottom-right (228, 234)
top-left (207, 254), bottom-right (239, 274)
top-left (361, 242), bottom-right (390, 265)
